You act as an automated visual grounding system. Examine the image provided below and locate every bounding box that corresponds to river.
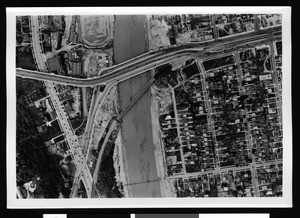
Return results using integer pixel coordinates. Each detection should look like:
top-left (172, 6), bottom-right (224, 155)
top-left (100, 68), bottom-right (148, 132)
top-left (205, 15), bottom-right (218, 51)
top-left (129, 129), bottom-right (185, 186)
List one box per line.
top-left (113, 15), bottom-right (148, 64)
top-left (114, 15), bottom-right (162, 197)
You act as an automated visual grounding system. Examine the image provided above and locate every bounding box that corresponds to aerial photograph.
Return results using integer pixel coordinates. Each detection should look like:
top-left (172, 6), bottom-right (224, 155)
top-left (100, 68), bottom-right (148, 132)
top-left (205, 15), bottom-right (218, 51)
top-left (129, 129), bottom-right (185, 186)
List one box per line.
top-left (15, 13), bottom-right (283, 199)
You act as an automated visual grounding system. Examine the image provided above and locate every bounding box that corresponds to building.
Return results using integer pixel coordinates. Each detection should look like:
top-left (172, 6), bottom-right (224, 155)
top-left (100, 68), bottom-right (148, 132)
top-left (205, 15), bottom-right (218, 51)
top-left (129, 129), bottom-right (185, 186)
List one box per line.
top-left (71, 62), bottom-right (82, 76)
top-left (46, 56), bottom-right (63, 72)
top-left (37, 124), bottom-right (47, 133)
top-left (167, 155), bottom-right (178, 166)
top-left (259, 74), bottom-right (272, 81)
top-left (64, 103), bottom-right (75, 118)
top-left (41, 32), bottom-right (51, 48)
top-left (23, 89), bottom-right (45, 105)
top-left (48, 111), bottom-right (57, 120)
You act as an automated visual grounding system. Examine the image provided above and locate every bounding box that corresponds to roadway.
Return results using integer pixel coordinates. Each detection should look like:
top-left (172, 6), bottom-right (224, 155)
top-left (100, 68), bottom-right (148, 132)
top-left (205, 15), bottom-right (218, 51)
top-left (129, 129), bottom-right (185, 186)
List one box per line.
top-left (234, 50), bottom-right (259, 196)
top-left (16, 26), bottom-right (281, 88)
top-left (81, 65), bottom-right (152, 157)
top-left (269, 40), bottom-right (283, 122)
top-left (90, 120), bottom-right (117, 198)
top-left (169, 85), bottom-right (187, 174)
top-left (88, 77), bottom-right (155, 197)
top-left (46, 82), bottom-right (93, 196)
top-left (29, 15), bottom-right (93, 198)
top-left (16, 48), bottom-right (204, 87)
top-left (82, 81), bottom-right (115, 157)
top-left (23, 16), bottom-right (282, 197)
top-left (168, 159), bottom-right (282, 180)
top-left (77, 74), bottom-right (152, 196)
top-left (83, 72), bottom-right (154, 161)
top-left (196, 61), bottom-right (220, 168)
top-left (81, 87), bottom-right (88, 117)
top-left (78, 28), bottom-right (282, 197)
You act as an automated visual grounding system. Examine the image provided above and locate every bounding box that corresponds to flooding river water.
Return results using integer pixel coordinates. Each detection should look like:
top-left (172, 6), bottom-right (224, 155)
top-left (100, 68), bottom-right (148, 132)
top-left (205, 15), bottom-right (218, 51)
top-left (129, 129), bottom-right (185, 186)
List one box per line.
top-left (114, 15), bottom-right (162, 197)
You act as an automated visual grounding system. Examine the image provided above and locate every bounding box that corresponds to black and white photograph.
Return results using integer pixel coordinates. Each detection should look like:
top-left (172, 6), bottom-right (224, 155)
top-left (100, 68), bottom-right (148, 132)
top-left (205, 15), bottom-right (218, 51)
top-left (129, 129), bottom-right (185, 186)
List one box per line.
top-left (6, 7), bottom-right (292, 208)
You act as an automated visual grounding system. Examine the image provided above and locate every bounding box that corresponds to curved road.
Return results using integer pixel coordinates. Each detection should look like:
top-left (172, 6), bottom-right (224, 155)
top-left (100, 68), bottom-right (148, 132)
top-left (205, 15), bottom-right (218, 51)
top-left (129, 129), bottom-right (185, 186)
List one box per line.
top-left (29, 16), bottom-right (93, 197)
top-left (16, 25), bottom-right (281, 87)
top-left (21, 16), bottom-right (281, 198)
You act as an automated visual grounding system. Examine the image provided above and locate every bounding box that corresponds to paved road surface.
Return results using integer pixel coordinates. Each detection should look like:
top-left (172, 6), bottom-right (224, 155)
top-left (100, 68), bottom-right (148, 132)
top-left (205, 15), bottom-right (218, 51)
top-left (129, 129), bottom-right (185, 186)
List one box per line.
top-left (30, 16), bottom-right (93, 197)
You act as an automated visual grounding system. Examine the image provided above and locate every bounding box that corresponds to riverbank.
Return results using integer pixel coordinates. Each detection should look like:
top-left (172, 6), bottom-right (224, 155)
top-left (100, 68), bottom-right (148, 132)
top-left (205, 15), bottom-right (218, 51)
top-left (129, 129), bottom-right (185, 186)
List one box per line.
top-left (113, 129), bottom-right (132, 197)
top-left (150, 85), bottom-right (177, 197)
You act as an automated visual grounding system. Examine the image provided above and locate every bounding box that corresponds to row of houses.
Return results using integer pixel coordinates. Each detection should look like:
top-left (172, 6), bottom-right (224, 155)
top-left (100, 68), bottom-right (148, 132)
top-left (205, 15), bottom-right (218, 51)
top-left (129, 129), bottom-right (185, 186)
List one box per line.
top-left (174, 168), bottom-right (255, 198)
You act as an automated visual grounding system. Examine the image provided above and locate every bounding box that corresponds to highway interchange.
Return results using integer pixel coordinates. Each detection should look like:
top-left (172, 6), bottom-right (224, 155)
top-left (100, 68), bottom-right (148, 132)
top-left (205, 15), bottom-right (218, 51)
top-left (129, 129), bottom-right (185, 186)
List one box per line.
top-left (17, 15), bottom-right (282, 198)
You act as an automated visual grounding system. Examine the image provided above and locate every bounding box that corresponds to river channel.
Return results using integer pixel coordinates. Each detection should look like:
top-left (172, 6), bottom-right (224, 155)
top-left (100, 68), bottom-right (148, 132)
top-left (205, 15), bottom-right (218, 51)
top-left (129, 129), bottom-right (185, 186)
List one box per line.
top-left (114, 15), bottom-right (162, 197)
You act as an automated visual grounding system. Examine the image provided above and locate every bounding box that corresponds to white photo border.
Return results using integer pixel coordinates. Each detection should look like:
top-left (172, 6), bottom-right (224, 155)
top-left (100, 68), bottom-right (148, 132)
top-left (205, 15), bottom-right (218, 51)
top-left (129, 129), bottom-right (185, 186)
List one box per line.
top-left (6, 6), bottom-right (292, 208)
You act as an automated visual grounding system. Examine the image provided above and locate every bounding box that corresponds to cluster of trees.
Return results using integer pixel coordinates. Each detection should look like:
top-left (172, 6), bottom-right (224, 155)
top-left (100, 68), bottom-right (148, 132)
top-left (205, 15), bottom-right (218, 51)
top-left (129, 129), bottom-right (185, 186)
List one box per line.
top-left (16, 46), bottom-right (36, 70)
top-left (17, 136), bottom-right (71, 198)
top-left (17, 112), bottom-right (71, 197)
top-left (16, 79), bottom-right (71, 198)
top-left (95, 136), bottom-right (122, 198)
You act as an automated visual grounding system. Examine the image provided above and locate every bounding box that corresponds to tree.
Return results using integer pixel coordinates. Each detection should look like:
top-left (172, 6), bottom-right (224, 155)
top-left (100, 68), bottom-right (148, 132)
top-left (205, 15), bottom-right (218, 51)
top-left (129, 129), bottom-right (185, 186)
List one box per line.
top-left (16, 79), bottom-right (71, 198)
top-left (96, 142), bottom-right (122, 198)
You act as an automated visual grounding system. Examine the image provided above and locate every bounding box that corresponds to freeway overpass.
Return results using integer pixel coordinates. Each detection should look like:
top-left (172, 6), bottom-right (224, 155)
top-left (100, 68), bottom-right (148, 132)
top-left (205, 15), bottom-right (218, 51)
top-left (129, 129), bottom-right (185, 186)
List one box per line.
top-left (20, 16), bottom-right (282, 198)
top-left (16, 48), bottom-right (203, 87)
top-left (28, 15), bottom-right (94, 198)
top-left (82, 81), bottom-right (115, 156)
top-left (88, 77), bottom-right (155, 197)
top-left (16, 25), bottom-right (281, 87)
top-left (79, 74), bottom-right (154, 197)
top-left (66, 28), bottom-right (282, 194)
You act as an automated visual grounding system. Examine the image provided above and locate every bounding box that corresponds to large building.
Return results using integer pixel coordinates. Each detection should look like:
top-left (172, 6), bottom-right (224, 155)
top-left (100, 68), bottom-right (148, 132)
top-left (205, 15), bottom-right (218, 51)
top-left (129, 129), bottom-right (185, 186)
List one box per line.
top-left (46, 56), bottom-right (63, 72)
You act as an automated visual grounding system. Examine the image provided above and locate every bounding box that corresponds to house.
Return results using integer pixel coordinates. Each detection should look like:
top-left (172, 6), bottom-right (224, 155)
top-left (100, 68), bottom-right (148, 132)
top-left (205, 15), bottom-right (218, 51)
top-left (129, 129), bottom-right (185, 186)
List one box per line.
top-left (37, 124), bottom-right (47, 133)
top-left (64, 103), bottom-right (74, 115)
top-left (259, 74), bottom-right (272, 81)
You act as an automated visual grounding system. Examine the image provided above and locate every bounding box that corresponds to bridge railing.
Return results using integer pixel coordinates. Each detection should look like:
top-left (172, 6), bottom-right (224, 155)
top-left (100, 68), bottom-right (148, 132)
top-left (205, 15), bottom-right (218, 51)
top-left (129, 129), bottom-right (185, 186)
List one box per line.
top-left (117, 78), bottom-right (155, 120)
